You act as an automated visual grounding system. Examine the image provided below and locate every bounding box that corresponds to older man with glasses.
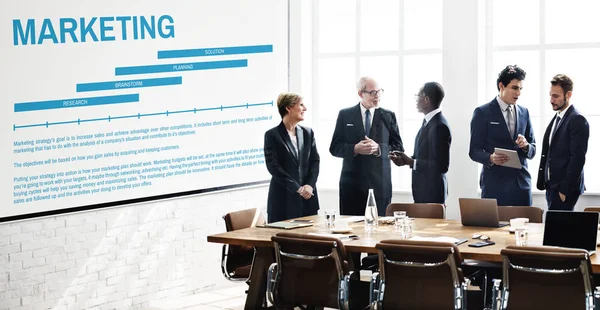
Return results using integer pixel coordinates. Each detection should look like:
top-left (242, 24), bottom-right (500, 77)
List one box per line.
top-left (330, 76), bottom-right (404, 218)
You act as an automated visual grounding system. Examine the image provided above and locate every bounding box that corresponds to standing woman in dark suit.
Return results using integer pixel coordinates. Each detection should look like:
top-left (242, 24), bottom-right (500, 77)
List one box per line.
top-left (264, 93), bottom-right (320, 223)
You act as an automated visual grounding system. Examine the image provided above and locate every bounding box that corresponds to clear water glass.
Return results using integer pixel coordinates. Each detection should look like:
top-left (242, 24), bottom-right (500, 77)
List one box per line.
top-left (325, 210), bottom-right (336, 226)
top-left (400, 218), bottom-right (413, 239)
top-left (515, 228), bottom-right (528, 246)
top-left (393, 211), bottom-right (407, 228)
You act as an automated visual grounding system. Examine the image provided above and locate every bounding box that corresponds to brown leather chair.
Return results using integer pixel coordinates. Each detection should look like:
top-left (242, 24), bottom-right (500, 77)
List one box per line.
top-left (492, 246), bottom-right (597, 310)
top-left (584, 207), bottom-right (600, 213)
top-left (267, 232), bottom-right (368, 310)
top-left (371, 239), bottom-right (469, 309)
top-left (385, 203), bottom-right (446, 219)
top-left (497, 206), bottom-right (543, 223)
top-left (362, 203), bottom-right (446, 271)
top-left (221, 208), bottom-right (265, 281)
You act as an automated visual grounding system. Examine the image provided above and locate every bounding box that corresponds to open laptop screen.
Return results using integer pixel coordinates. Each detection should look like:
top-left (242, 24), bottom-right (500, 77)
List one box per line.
top-left (543, 211), bottom-right (599, 253)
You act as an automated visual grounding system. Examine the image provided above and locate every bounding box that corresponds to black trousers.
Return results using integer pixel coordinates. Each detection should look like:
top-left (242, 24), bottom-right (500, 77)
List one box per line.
top-left (546, 188), bottom-right (580, 211)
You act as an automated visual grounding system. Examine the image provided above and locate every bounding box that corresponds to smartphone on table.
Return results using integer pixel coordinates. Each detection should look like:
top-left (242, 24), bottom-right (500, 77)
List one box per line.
top-left (468, 240), bottom-right (496, 248)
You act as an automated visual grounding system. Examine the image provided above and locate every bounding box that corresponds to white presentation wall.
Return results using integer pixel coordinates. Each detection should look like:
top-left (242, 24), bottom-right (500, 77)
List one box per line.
top-left (1, 0), bottom-right (288, 220)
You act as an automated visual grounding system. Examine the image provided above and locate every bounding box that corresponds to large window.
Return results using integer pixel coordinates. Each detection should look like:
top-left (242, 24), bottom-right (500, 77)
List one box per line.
top-left (312, 0), bottom-right (443, 191)
top-left (486, 0), bottom-right (600, 192)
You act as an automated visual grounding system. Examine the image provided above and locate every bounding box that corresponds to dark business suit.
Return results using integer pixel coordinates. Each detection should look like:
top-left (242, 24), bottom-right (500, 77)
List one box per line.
top-left (536, 105), bottom-right (589, 211)
top-left (330, 104), bottom-right (403, 216)
top-left (264, 122), bottom-right (320, 223)
top-left (469, 98), bottom-right (536, 206)
top-left (412, 112), bottom-right (451, 204)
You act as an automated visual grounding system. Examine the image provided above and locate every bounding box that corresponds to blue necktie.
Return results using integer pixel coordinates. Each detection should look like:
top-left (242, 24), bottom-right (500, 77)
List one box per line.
top-left (365, 110), bottom-right (371, 137)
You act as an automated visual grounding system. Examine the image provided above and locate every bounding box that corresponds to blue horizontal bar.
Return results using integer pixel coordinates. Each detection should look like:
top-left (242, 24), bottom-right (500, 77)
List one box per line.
top-left (14, 94), bottom-right (139, 112)
top-left (158, 44), bottom-right (273, 59)
top-left (77, 77), bottom-right (182, 92)
top-left (115, 59), bottom-right (247, 76)
top-left (13, 100), bottom-right (273, 130)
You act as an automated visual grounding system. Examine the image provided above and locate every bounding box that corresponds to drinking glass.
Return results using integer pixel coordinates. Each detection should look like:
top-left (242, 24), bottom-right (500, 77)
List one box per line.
top-left (393, 211), bottom-right (407, 228)
top-left (325, 210), bottom-right (336, 226)
top-left (515, 228), bottom-right (528, 246)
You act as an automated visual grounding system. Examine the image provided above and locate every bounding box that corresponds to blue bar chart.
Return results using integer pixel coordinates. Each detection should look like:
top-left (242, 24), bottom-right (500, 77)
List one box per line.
top-left (13, 44), bottom-right (274, 130)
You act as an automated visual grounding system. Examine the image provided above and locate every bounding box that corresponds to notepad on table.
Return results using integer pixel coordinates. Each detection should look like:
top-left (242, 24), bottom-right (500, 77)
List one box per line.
top-left (410, 236), bottom-right (468, 245)
top-left (258, 222), bottom-right (313, 230)
top-left (308, 233), bottom-right (359, 240)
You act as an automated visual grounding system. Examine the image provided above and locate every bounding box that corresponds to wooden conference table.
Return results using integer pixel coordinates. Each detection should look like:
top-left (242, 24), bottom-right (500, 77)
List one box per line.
top-left (207, 215), bottom-right (600, 309)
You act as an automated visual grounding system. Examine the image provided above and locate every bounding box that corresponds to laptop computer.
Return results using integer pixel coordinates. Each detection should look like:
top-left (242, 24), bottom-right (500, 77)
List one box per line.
top-left (459, 198), bottom-right (509, 228)
top-left (543, 211), bottom-right (599, 255)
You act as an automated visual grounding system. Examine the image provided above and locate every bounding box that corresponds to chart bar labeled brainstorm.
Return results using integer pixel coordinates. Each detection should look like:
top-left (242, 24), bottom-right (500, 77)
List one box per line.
top-left (77, 77), bottom-right (182, 92)
top-left (14, 94), bottom-right (140, 112)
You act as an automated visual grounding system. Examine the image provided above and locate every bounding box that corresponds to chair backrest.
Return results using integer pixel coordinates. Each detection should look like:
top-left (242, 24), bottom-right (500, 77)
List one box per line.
top-left (497, 206), bottom-right (543, 223)
top-left (224, 207), bottom-right (265, 232)
top-left (584, 207), bottom-right (600, 213)
top-left (498, 245), bottom-right (594, 309)
top-left (375, 239), bottom-right (466, 309)
top-left (385, 203), bottom-right (446, 219)
top-left (221, 208), bottom-right (265, 280)
top-left (270, 232), bottom-right (352, 309)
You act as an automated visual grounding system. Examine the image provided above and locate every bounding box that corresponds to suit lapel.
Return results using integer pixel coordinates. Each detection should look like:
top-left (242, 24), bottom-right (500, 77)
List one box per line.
top-left (353, 103), bottom-right (366, 139)
top-left (552, 105), bottom-right (575, 142)
top-left (543, 115), bottom-right (554, 148)
top-left (277, 123), bottom-right (299, 164)
top-left (415, 113), bottom-right (440, 154)
top-left (296, 126), bottom-right (304, 164)
top-left (370, 108), bottom-right (382, 139)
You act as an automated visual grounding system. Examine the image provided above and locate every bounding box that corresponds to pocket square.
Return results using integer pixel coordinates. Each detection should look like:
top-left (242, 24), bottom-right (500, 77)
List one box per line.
top-left (346, 123), bottom-right (354, 127)
top-left (490, 121), bottom-right (500, 125)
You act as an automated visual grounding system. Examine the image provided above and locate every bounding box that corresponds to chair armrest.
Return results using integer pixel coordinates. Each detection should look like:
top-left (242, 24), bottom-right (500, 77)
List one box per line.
top-left (266, 263), bottom-right (278, 306)
top-left (491, 279), bottom-right (503, 310)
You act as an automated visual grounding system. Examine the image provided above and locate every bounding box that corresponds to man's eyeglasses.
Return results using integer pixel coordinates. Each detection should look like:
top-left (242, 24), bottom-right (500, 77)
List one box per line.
top-left (472, 234), bottom-right (491, 241)
top-left (361, 89), bottom-right (384, 97)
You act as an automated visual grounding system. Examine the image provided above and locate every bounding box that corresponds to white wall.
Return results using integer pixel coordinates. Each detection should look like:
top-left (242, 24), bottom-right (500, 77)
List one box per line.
top-left (0, 186), bottom-right (268, 310)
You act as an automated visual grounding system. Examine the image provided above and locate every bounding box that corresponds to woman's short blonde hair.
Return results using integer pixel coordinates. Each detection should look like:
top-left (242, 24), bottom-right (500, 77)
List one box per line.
top-left (276, 92), bottom-right (302, 118)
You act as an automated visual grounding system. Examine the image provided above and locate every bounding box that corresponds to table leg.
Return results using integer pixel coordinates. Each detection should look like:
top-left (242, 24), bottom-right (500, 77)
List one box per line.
top-left (245, 247), bottom-right (274, 310)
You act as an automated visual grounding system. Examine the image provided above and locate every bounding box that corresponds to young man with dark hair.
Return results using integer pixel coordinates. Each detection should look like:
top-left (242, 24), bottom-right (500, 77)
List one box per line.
top-left (390, 82), bottom-right (451, 204)
top-left (469, 65), bottom-right (537, 206)
top-left (537, 74), bottom-right (589, 211)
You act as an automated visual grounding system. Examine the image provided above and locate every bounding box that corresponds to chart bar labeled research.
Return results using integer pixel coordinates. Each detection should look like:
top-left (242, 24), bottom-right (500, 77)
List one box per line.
top-left (115, 59), bottom-right (247, 76)
top-left (158, 44), bottom-right (273, 59)
top-left (14, 94), bottom-right (140, 112)
top-left (77, 76), bottom-right (182, 92)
